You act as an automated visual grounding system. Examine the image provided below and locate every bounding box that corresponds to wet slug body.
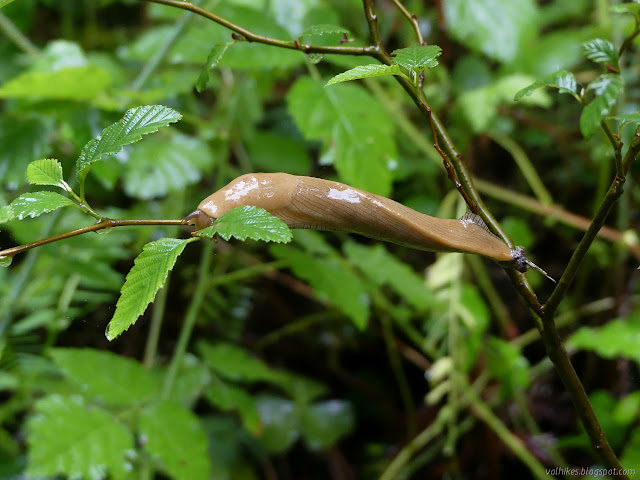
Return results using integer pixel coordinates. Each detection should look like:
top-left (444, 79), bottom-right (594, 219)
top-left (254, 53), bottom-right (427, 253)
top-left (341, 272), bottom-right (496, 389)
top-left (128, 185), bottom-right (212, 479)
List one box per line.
top-left (185, 173), bottom-right (542, 274)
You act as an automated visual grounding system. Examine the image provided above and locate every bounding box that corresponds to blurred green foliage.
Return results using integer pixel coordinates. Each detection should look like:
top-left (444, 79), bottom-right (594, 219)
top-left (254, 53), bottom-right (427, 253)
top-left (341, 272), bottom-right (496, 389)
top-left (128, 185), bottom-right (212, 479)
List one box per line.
top-left (1, 0), bottom-right (640, 479)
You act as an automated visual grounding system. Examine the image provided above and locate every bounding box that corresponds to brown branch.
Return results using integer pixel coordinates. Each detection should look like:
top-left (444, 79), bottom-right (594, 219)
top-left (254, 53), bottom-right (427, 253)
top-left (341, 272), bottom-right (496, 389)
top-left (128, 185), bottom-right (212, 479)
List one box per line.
top-left (147, 0), bottom-right (378, 56)
top-left (390, 0), bottom-right (425, 45)
top-left (0, 219), bottom-right (186, 259)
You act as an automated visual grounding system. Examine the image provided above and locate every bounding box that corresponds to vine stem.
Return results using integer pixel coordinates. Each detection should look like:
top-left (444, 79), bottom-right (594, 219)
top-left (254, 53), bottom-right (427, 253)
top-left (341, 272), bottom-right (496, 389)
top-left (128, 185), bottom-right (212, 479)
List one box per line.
top-left (0, 219), bottom-right (186, 259)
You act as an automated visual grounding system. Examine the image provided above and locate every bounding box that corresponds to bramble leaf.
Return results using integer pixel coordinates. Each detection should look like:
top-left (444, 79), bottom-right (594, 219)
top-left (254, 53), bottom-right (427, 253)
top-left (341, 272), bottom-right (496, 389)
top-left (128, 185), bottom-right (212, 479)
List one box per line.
top-left (580, 74), bottom-right (623, 137)
top-left (326, 64), bottom-right (408, 86)
top-left (26, 395), bottom-right (134, 480)
top-left (514, 70), bottom-right (580, 101)
top-left (392, 45), bottom-right (442, 72)
top-left (196, 41), bottom-right (235, 92)
top-left (76, 105), bottom-right (182, 182)
top-left (106, 238), bottom-right (193, 340)
top-left (140, 401), bottom-right (211, 480)
top-left (10, 191), bottom-right (74, 220)
top-left (26, 159), bottom-right (65, 187)
top-left (50, 348), bottom-right (160, 405)
top-left (197, 206), bottom-right (292, 243)
top-left (582, 38), bottom-right (618, 67)
top-left (0, 205), bottom-right (15, 224)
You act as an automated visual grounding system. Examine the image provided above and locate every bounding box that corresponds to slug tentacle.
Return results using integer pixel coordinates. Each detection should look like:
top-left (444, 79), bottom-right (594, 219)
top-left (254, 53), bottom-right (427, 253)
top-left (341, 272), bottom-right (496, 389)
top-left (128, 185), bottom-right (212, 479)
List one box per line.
top-left (186, 172), bottom-right (552, 279)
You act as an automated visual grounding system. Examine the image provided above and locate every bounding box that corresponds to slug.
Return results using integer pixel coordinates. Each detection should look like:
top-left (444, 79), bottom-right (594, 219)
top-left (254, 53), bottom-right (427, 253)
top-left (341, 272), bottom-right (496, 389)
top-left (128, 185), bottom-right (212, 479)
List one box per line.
top-left (185, 173), bottom-right (551, 278)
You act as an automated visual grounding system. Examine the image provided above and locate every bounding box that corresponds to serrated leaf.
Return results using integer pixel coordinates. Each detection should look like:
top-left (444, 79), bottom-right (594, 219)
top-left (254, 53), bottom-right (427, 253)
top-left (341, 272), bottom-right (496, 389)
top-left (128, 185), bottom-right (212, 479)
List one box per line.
top-left (0, 205), bottom-right (15, 224)
top-left (26, 395), bottom-right (134, 480)
top-left (582, 38), bottom-right (618, 67)
top-left (196, 41), bottom-right (234, 93)
top-left (50, 348), bottom-right (160, 405)
top-left (392, 45), bottom-right (442, 72)
top-left (580, 74), bottom-right (623, 137)
top-left (26, 159), bottom-right (65, 187)
top-left (286, 77), bottom-right (396, 195)
top-left (140, 401), bottom-right (211, 480)
top-left (76, 105), bottom-right (182, 182)
top-left (198, 206), bottom-right (292, 243)
top-left (106, 238), bottom-right (192, 340)
top-left (10, 191), bottom-right (74, 220)
top-left (326, 64), bottom-right (408, 86)
top-left (514, 70), bottom-right (580, 101)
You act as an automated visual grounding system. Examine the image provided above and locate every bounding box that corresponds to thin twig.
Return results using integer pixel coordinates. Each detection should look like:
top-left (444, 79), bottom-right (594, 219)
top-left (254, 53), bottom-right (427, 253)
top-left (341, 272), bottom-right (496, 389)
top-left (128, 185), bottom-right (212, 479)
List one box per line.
top-left (389, 0), bottom-right (424, 44)
top-left (147, 0), bottom-right (377, 56)
top-left (0, 11), bottom-right (40, 57)
top-left (0, 219), bottom-right (186, 259)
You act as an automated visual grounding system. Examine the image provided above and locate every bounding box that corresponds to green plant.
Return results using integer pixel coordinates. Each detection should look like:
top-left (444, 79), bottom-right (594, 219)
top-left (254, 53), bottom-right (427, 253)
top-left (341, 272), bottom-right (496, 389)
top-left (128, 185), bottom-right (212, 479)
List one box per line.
top-left (1, 1), bottom-right (640, 479)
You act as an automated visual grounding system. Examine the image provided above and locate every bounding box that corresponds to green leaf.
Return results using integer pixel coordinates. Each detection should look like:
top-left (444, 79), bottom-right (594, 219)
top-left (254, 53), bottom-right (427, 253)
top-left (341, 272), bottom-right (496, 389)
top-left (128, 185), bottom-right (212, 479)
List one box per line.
top-left (26, 395), bottom-right (134, 480)
top-left (287, 77), bottom-right (396, 195)
top-left (514, 70), bottom-right (580, 101)
top-left (299, 24), bottom-right (349, 38)
top-left (0, 205), bottom-right (15, 224)
top-left (610, 3), bottom-right (640, 15)
top-left (49, 348), bottom-right (160, 405)
top-left (568, 313), bottom-right (640, 364)
top-left (255, 395), bottom-right (300, 453)
top-left (582, 38), bottom-right (618, 67)
top-left (443, 0), bottom-right (538, 62)
top-left (270, 244), bottom-right (369, 329)
top-left (0, 65), bottom-right (111, 102)
top-left (343, 242), bottom-right (434, 310)
top-left (0, 116), bottom-right (53, 188)
top-left (76, 105), bottom-right (182, 182)
top-left (140, 401), bottom-right (211, 480)
top-left (196, 41), bottom-right (234, 93)
top-left (247, 131), bottom-right (312, 175)
top-left (122, 133), bottom-right (214, 199)
top-left (326, 64), bottom-right (408, 86)
top-left (391, 45), bottom-right (442, 72)
top-left (10, 191), bottom-right (74, 220)
top-left (205, 378), bottom-right (261, 434)
top-left (198, 206), bottom-right (293, 243)
top-left (0, 0), bottom-right (18, 8)
top-left (26, 159), bottom-right (65, 187)
top-left (199, 342), bottom-right (281, 383)
top-left (580, 74), bottom-right (623, 138)
top-left (106, 238), bottom-right (192, 340)
top-left (611, 112), bottom-right (640, 130)
top-left (301, 400), bottom-right (354, 450)
top-left (486, 337), bottom-right (529, 396)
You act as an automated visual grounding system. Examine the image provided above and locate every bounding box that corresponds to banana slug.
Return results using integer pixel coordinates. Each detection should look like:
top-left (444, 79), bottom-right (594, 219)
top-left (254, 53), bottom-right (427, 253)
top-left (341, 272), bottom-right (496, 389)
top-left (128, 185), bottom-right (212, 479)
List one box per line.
top-left (185, 173), bottom-right (550, 277)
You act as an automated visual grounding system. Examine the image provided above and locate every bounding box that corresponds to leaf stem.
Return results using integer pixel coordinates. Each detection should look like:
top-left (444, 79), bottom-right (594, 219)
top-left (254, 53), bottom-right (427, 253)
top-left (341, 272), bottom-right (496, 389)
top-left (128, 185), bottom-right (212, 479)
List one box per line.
top-left (0, 219), bottom-right (187, 259)
top-left (0, 11), bottom-right (40, 57)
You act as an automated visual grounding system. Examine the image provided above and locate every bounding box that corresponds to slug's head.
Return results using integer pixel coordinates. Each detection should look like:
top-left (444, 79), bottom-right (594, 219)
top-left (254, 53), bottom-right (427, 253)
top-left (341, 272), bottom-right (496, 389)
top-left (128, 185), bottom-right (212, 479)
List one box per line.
top-left (183, 209), bottom-right (214, 230)
top-left (510, 246), bottom-right (556, 282)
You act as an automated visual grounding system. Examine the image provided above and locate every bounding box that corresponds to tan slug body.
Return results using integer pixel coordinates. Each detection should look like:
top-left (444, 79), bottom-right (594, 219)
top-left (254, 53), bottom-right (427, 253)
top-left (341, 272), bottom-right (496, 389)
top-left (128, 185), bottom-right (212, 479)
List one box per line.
top-left (185, 173), bottom-right (541, 274)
